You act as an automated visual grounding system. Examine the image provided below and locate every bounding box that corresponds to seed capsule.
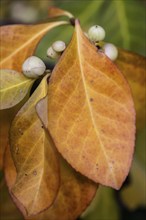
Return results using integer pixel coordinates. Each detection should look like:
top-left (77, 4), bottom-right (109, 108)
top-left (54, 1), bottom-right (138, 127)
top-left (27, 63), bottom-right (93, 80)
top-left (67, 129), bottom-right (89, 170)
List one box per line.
top-left (88, 25), bottom-right (105, 42)
top-left (103, 43), bottom-right (118, 61)
top-left (52, 41), bottom-right (66, 52)
top-left (22, 56), bottom-right (46, 78)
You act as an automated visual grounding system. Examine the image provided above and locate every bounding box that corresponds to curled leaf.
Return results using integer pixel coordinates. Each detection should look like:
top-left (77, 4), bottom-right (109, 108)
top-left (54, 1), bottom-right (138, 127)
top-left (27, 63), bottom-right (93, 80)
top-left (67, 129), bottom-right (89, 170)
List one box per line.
top-left (47, 20), bottom-right (135, 189)
top-left (10, 75), bottom-right (59, 216)
top-left (0, 69), bottom-right (34, 110)
top-left (116, 48), bottom-right (146, 130)
top-left (0, 21), bottom-right (68, 71)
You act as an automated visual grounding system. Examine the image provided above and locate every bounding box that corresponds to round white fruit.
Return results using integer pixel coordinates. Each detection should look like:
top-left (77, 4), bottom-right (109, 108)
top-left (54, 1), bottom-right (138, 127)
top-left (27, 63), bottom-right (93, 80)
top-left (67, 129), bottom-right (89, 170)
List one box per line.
top-left (22, 56), bottom-right (46, 78)
top-left (103, 43), bottom-right (118, 61)
top-left (47, 46), bottom-right (59, 59)
top-left (52, 41), bottom-right (66, 52)
top-left (88, 25), bottom-right (105, 42)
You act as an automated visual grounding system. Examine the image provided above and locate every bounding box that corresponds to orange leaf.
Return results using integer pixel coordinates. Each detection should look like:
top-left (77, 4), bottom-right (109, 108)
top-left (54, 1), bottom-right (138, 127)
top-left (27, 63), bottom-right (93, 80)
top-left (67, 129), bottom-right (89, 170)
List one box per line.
top-left (5, 140), bottom-right (97, 220)
top-left (10, 75), bottom-right (59, 216)
top-left (115, 48), bottom-right (146, 130)
top-left (0, 21), bottom-right (68, 71)
top-left (47, 20), bottom-right (136, 189)
top-left (48, 6), bottom-right (74, 19)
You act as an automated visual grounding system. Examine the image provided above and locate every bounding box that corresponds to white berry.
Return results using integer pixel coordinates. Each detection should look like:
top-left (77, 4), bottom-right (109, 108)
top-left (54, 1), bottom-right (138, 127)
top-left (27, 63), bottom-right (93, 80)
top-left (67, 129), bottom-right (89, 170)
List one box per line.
top-left (52, 41), bottom-right (66, 52)
top-left (88, 25), bottom-right (105, 42)
top-left (22, 56), bottom-right (46, 78)
top-left (47, 46), bottom-right (59, 59)
top-left (103, 43), bottom-right (118, 61)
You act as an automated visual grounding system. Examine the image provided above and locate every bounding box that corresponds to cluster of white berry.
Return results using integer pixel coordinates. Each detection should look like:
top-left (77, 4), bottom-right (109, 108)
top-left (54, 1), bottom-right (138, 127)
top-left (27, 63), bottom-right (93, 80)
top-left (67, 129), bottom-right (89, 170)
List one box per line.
top-left (87, 25), bottom-right (118, 61)
top-left (22, 25), bottom-right (118, 79)
top-left (47, 41), bottom-right (66, 59)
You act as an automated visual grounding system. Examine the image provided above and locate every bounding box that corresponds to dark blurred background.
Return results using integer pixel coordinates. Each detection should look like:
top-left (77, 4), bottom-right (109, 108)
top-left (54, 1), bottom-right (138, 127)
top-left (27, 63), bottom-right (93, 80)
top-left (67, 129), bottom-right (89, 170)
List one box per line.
top-left (0, 0), bottom-right (146, 220)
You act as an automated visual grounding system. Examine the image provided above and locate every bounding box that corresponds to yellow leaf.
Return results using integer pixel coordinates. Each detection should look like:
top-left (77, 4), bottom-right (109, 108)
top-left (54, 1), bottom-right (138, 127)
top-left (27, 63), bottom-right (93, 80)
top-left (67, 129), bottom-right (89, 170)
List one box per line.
top-left (0, 69), bottom-right (34, 110)
top-left (47, 20), bottom-right (136, 189)
top-left (0, 21), bottom-right (68, 71)
top-left (116, 48), bottom-right (146, 130)
top-left (10, 75), bottom-right (59, 216)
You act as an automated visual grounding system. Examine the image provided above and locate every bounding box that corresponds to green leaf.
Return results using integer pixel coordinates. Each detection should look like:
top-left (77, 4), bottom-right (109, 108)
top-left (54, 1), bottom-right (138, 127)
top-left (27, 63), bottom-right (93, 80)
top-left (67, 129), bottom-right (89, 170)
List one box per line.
top-left (0, 69), bottom-right (34, 110)
top-left (81, 186), bottom-right (119, 220)
top-left (36, 0), bottom-right (145, 60)
top-left (120, 127), bottom-right (146, 209)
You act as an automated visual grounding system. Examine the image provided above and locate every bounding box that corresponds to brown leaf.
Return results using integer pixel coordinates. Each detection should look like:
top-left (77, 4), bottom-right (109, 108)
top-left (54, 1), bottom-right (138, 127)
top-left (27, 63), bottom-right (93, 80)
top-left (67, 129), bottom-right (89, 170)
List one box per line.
top-left (48, 6), bottom-right (74, 19)
top-left (10, 75), bottom-right (60, 216)
top-left (115, 48), bottom-right (146, 130)
top-left (28, 158), bottom-right (97, 220)
top-left (0, 21), bottom-right (68, 71)
top-left (47, 20), bottom-right (136, 189)
top-left (0, 69), bottom-right (34, 110)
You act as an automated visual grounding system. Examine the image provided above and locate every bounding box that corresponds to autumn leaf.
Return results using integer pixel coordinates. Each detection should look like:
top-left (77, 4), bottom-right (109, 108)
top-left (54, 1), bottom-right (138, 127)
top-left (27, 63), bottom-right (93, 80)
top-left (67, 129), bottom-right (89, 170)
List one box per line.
top-left (0, 21), bottom-right (68, 71)
top-left (6, 94), bottom-right (97, 220)
top-left (48, 6), bottom-right (74, 19)
top-left (5, 138), bottom-right (97, 220)
top-left (26, 158), bottom-right (97, 220)
top-left (10, 75), bottom-right (60, 216)
top-left (115, 49), bottom-right (146, 130)
top-left (0, 69), bottom-right (34, 110)
top-left (46, 20), bottom-right (135, 189)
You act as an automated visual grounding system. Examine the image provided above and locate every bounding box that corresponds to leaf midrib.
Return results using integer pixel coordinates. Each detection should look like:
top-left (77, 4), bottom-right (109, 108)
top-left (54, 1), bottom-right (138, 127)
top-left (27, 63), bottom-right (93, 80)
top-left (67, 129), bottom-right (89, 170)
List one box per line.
top-left (0, 79), bottom-right (32, 92)
top-left (76, 25), bottom-right (118, 188)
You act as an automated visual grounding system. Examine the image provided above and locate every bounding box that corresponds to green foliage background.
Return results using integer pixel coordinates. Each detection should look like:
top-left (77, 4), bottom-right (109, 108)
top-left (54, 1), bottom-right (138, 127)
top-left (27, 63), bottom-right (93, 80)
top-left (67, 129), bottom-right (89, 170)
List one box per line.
top-left (0, 0), bottom-right (146, 220)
